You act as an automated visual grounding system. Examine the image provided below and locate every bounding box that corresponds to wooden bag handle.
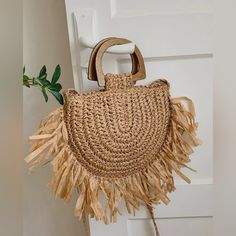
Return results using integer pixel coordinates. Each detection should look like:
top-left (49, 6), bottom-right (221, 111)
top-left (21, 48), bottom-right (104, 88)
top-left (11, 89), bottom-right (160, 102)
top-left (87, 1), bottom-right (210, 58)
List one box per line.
top-left (88, 37), bottom-right (140, 82)
top-left (95, 38), bottom-right (146, 86)
top-left (89, 38), bottom-right (146, 86)
top-left (88, 37), bottom-right (115, 81)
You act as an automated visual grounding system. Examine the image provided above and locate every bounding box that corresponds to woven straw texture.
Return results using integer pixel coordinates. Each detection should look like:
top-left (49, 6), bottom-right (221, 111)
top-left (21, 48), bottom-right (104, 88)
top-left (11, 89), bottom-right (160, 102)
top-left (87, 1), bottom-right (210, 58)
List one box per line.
top-left (64, 73), bottom-right (170, 178)
top-left (25, 72), bottom-right (201, 229)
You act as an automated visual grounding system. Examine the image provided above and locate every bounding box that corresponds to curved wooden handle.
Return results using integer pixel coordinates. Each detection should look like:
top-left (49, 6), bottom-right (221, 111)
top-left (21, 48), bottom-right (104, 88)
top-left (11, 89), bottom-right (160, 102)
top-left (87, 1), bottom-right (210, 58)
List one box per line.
top-left (88, 37), bottom-right (141, 82)
top-left (95, 38), bottom-right (146, 86)
top-left (88, 37), bottom-right (115, 81)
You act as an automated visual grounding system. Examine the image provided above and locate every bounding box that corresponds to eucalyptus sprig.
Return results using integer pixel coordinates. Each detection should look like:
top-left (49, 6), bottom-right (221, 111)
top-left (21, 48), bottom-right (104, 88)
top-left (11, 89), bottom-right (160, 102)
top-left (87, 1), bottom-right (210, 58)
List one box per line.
top-left (23, 65), bottom-right (64, 105)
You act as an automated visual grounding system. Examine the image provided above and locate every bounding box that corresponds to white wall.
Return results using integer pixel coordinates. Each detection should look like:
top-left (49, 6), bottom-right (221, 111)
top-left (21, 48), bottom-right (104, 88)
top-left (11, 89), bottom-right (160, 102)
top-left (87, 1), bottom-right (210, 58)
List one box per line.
top-left (23, 0), bottom-right (85, 235)
top-left (0, 1), bottom-right (22, 236)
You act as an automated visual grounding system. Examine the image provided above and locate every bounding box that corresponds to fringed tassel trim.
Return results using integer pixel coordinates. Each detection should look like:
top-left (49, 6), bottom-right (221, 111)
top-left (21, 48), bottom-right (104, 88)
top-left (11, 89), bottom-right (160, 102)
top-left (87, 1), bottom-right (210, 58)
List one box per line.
top-left (25, 96), bottom-right (201, 224)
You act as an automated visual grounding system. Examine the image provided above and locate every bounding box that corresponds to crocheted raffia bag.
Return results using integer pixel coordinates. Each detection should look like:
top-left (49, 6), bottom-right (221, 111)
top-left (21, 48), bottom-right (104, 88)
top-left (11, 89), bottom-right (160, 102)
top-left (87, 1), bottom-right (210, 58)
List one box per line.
top-left (25, 38), bottom-right (201, 236)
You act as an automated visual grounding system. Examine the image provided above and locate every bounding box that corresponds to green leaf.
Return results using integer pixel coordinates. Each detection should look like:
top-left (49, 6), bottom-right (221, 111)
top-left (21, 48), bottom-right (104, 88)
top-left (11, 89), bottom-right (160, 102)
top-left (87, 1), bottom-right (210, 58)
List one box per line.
top-left (23, 81), bottom-right (30, 88)
top-left (51, 64), bottom-right (61, 84)
top-left (22, 64), bottom-right (64, 105)
top-left (39, 65), bottom-right (47, 78)
top-left (23, 83), bottom-right (30, 88)
top-left (48, 83), bottom-right (62, 92)
top-left (49, 90), bottom-right (64, 105)
top-left (34, 77), bottom-right (49, 87)
top-left (23, 75), bottom-right (30, 87)
top-left (38, 78), bottom-right (51, 86)
top-left (42, 88), bottom-right (48, 102)
top-left (39, 73), bottom-right (47, 80)
top-left (23, 74), bottom-right (29, 81)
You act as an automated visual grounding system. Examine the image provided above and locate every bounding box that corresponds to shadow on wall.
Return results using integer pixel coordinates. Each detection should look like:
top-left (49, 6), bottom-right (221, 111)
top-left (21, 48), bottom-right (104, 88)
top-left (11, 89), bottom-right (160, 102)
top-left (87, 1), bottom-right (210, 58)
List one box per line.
top-left (23, 0), bottom-right (85, 236)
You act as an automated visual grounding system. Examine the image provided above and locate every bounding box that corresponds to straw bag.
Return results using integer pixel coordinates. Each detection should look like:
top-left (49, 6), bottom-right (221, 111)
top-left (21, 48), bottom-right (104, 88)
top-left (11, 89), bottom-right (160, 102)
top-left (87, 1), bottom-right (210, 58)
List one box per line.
top-left (25, 38), bottom-right (201, 236)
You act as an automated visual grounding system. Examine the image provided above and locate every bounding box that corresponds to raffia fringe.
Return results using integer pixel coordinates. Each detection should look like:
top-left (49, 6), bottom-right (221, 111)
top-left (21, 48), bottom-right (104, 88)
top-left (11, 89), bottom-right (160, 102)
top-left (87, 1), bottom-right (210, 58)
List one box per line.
top-left (25, 97), bottom-right (201, 224)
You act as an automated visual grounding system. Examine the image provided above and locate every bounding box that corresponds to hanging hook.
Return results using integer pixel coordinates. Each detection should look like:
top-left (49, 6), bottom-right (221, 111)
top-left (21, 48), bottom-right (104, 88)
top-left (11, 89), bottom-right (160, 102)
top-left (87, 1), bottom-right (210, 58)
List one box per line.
top-left (80, 37), bottom-right (135, 54)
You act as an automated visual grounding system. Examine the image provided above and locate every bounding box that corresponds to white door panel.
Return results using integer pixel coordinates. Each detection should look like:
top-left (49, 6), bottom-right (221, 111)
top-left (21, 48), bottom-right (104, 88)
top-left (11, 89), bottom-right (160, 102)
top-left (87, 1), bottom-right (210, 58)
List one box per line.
top-left (128, 216), bottom-right (213, 236)
top-left (65, 0), bottom-right (213, 235)
top-left (104, 14), bottom-right (212, 57)
top-left (113, 0), bottom-right (212, 15)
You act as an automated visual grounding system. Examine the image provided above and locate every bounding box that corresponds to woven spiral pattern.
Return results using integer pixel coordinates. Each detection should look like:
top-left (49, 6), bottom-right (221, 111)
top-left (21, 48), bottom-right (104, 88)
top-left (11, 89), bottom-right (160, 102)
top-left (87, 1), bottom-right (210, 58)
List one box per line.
top-left (63, 73), bottom-right (170, 178)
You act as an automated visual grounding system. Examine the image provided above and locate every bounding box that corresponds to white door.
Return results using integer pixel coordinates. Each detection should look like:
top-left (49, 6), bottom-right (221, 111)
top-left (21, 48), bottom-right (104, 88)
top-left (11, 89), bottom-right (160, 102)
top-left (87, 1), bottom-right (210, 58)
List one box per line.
top-left (65, 1), bottom-right (213, 235)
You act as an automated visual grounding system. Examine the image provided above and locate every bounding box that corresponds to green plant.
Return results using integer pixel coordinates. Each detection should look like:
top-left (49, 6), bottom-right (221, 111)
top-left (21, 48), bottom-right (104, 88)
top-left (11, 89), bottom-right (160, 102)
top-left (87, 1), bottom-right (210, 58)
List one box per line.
top-left (23, 65), bottom-right (64, 105)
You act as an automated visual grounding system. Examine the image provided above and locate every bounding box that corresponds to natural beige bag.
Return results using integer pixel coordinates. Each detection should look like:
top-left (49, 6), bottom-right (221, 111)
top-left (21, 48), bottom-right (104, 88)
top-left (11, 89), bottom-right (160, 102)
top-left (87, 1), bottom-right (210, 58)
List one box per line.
top-left (25, 38), bottom-right (201, 236)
